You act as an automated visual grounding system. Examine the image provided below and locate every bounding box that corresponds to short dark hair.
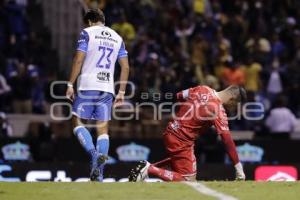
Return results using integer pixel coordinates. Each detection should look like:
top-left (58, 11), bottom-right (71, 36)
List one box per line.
top-left (238, 86), bottom-right (247, 103)
top-left (226, 85), bottom-right (247, 103)
top-left (83, 9), bottom-right (105, 24)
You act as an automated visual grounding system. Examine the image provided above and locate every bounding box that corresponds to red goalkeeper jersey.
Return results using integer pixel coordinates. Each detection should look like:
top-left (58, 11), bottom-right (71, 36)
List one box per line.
top-left (167, 85), bottom-right (230, 145)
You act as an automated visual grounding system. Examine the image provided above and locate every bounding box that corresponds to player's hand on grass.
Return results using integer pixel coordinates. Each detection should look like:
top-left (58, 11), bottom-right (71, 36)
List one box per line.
top-left (234, 162), bottom-right (246, 181)
top-left (235, 171), bottom-right (246, 181)
top-left (114, 91), bottom-right (125, 108)
top-left (66, 84), bottom-right (75, 101)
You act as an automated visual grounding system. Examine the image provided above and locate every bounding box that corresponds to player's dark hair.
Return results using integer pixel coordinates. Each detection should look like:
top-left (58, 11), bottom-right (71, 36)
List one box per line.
top-left (226, 85), bottom-right (247, 103)
top-left (84, 9), bottom-right (105, 24)
top-left (238, 86), bottom-right (247, 103)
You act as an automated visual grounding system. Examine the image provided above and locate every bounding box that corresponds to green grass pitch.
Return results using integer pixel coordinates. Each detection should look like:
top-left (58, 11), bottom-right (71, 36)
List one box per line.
top-left (0, 182), bottom-right (299, 200)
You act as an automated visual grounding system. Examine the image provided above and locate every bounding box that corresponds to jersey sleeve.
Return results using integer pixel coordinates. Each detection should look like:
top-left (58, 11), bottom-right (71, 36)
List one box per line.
top-left (177, 86), bottom-right (208, 101)
top-left (77, 30), bottom-right (89, 52)
top-left (118, 41), bottom-right (128, 59)
top-left (214, 106), bottom-right (230, 135)
top-left (220, 133), bottom-right (240, 164)
top-left (214, 105), bottom-right (239, 164)
top-left (176, 86), bottom-right (207, 101)
top-left (176, 89), bottom-right (189, 101)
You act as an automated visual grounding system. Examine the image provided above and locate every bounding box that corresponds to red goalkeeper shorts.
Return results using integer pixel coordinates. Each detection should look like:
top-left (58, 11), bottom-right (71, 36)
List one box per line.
top-left (163, 130), bottom-right (197, 177)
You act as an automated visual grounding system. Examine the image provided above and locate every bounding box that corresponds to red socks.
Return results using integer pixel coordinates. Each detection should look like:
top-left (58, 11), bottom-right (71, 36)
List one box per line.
top-left (148, 165), bottom-right (185, 181)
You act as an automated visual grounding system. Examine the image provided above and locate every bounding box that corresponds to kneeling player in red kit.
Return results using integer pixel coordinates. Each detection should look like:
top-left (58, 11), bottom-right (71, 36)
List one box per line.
top-left (129, 85), bottom-right (247, 181)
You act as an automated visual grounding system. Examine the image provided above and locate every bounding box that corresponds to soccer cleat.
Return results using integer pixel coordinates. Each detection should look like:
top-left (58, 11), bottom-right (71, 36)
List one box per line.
top-left (129, 160), bottom-right (150, 182)
top-left (90, 153), bottom-right (108, 181)
top-left (97, 154), bottom-right (108, 165)
top-left (90, 168), bottom-right (100, 181)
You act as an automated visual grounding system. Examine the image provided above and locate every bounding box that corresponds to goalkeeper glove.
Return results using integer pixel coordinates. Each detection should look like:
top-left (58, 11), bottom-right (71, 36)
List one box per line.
top-left (234, 162), bottom-right (246, 181)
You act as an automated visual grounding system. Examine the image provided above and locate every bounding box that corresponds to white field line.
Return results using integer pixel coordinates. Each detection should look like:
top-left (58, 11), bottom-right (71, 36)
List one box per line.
top-left (184, 182), bottom-right (238, 200)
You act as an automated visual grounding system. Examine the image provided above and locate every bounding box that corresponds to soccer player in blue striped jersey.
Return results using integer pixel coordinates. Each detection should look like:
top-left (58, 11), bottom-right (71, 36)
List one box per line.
top-left (66, 9), bottom-right (129, 181)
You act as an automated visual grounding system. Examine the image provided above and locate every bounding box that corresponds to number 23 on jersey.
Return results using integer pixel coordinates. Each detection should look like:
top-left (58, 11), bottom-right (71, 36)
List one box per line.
top-left (96, 45), bottom-right (113, 69)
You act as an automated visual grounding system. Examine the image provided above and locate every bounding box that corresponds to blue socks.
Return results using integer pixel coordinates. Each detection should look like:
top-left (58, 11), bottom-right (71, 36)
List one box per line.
top-left (73, 126), bottom-right (110, 182)
top-left (96, 134), bottom-right (110, 181)
top-left (73, 126), bottom-right (96, 158)
top-left (96, 134), bottom-right (109, 156)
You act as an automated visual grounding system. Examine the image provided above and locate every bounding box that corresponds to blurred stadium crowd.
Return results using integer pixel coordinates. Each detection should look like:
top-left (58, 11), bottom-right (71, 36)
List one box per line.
top-left (0, 0), bottom-right (299, 139)
top-left (0, 0), bottom-right (58, 114)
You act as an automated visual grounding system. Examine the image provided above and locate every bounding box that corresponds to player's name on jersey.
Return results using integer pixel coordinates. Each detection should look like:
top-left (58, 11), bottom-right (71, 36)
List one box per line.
top-left (99, 40), bottom-right (114, 48)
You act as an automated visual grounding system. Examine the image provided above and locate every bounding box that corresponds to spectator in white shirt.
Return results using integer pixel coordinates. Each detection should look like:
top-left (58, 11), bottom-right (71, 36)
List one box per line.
top-left (265, 96), bottom-right (297, 139)
top-left (0, 73), bottom-right (11, 111)
top-left (0, 112), bottom-right (13, 138)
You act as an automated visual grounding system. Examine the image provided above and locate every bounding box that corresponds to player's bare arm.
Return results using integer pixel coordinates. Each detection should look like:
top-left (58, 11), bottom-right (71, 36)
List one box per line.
top-left (114, 56), bottom-right (130, 107)
top-left (66, 51), bottom-right (86, 101)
